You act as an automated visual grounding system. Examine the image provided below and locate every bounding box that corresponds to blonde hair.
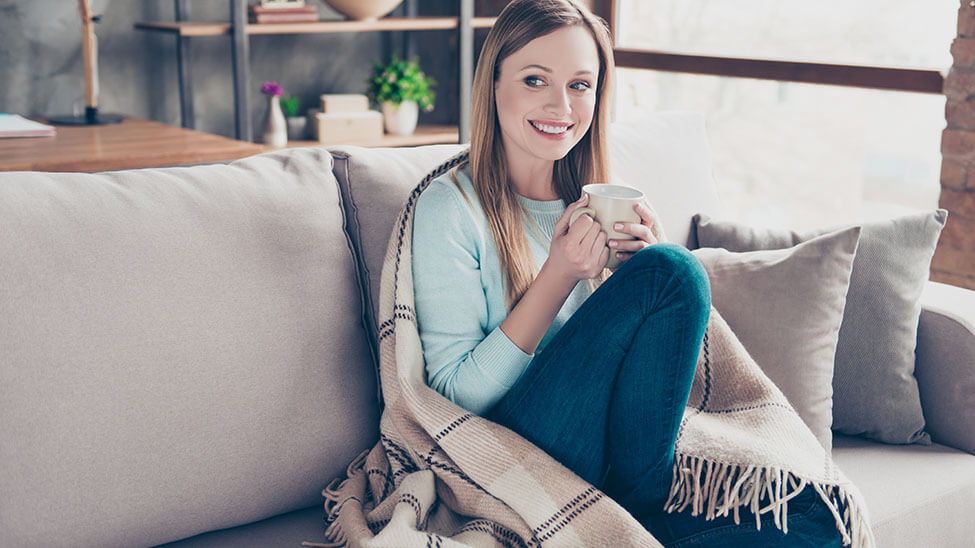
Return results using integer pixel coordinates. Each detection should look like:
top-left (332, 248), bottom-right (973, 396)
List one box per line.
top-left (465, 0), bottom-right (614, 310)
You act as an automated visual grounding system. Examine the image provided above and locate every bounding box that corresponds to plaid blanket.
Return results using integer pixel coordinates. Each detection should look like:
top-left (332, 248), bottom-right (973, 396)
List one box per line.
top-left (307, 150), bottom-right (875, 548)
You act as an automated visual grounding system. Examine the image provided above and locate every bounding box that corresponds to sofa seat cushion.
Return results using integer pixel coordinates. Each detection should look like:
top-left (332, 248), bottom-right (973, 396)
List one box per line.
top-left (831, 434), bottom-right (975, 548)
top-left (158, 505), bottom-right (324, 548)
top-left (0, 148), bottom-right (378, 547)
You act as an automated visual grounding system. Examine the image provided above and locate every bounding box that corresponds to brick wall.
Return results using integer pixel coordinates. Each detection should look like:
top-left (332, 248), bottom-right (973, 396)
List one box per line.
top-left (936, 1), bottom-right (975, 290)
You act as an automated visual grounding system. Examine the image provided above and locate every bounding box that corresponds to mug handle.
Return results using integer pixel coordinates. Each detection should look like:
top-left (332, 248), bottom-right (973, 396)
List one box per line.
top-left (569, 206), bottom-right (596, 226)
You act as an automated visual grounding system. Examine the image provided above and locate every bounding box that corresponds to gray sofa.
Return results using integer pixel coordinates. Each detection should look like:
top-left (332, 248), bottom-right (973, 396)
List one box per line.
top-left (1, 112), bottom-right (972, 547)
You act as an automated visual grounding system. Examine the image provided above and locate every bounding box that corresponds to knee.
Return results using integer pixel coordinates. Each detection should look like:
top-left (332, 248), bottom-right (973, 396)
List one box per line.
top-left (619, 244), bottom-right (711, 312)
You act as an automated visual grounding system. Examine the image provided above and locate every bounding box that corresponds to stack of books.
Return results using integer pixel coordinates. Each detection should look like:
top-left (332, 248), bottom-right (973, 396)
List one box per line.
top-left (248, 2), bottom-right (318, 24)
top-left (308, 94), bottom-right (383, 145)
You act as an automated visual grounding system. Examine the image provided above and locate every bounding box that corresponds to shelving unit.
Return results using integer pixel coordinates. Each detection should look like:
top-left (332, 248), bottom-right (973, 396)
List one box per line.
top-left (135, 0), bottom-right (494, 146)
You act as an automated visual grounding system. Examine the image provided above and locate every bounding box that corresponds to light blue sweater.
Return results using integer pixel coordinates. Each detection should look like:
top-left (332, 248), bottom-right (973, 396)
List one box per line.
top-left (411, 166), bottom-right (591, 415)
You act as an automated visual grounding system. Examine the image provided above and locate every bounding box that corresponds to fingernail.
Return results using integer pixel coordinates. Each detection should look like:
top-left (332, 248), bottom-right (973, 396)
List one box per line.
top-left (614, 223), bottom-right (623, 230)
top-left (609, 240), bottom-right (617, 248)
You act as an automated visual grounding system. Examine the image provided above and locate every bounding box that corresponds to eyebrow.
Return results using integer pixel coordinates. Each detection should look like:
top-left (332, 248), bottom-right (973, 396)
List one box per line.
top-left (519, 64), bottom-right (595, 77)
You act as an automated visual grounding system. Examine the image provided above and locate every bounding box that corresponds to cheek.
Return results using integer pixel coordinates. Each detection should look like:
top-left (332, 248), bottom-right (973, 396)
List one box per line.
top-left (496, 88), bottom-right (532, 130)
top-left (575, 94), bottom-right (597, 126)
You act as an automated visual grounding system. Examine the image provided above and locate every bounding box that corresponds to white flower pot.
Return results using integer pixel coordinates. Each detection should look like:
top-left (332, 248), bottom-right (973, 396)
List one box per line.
top-left (381, 100), bottom-right (418, 136)
top-left (286, 116), bottom-right (307, 140)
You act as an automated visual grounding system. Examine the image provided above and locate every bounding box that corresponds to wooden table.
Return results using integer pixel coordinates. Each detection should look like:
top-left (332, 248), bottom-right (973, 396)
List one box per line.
top-left (0, 116), bottom-right (264, 172)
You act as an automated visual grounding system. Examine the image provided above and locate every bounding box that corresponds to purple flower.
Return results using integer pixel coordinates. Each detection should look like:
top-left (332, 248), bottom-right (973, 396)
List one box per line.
top-left (261, 81), bottom-right (283, 96)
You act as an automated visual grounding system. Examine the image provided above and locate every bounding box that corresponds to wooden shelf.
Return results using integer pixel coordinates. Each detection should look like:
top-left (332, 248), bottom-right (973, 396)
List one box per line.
top-left (138, 2), bottom-right (488, 143)
top-left (135, 16), bottom-right (496, 37)
top-left (471, 17), bottom-right (496, 29)
top-left (272, 124), bottom-right (459, 151)
top-left (135, 21), bottom-right (230, 36)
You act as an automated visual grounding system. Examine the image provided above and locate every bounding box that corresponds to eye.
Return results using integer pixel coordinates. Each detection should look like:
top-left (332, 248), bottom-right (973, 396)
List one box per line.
top-left (571, 81), bottom-right (592, 91)
top-left (523, 76), bottom-right (545, 87)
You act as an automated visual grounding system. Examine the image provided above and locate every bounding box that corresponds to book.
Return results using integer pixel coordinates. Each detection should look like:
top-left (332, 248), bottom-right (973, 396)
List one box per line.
top-left (320, 94), bottom-right (369, 114)
top-left (249, 12), bottom-right (319, 23)
top-left (0, 114), bottom-right (56, 138)
top-left (250, 4), bottom-right (316, 14)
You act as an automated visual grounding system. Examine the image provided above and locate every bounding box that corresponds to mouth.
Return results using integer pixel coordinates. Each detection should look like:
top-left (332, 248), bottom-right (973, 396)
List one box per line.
top-left (529, 120), bottom-right (574, 139)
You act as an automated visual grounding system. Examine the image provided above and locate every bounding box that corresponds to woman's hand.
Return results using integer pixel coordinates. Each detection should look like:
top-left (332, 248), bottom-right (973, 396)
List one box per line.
top-left (545, 193), bottom-right (609, 284)
top-left (608, 200), bottom-right (668, 266)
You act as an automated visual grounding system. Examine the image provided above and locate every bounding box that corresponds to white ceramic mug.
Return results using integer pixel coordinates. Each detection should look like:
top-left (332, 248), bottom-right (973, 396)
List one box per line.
top-left (569, 183), bottom-right (645, 269)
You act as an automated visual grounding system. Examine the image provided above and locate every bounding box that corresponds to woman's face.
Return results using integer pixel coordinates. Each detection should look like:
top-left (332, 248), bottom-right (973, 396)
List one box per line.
top-left (494, 25), bottom-right (600, 166)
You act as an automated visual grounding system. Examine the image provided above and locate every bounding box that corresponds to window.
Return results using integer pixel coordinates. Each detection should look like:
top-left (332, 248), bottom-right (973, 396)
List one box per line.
top-left (612, 1), bottom-right (955, 230)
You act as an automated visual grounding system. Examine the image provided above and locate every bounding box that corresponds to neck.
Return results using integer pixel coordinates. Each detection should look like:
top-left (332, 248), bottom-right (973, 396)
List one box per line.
top-left (505, 152), bottom-right (557, 201)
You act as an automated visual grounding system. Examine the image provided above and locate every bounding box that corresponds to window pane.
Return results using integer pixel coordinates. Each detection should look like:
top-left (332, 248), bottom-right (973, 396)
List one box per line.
top-left (616, 69), bottom-right (945, 230)
top-left (617, 0), bottom-right (956, 71)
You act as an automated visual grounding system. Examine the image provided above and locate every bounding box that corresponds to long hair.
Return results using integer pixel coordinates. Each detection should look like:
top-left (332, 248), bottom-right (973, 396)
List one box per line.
top-left (466, 0), bottom-right (614, 310)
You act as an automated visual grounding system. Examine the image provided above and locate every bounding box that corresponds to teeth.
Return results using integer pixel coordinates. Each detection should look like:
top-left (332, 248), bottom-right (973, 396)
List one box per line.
top-left (531, 121), bottom-right (569, 134)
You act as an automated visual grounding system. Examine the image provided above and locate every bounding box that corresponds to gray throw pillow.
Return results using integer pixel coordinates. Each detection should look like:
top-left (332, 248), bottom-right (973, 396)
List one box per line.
top-left (694, 209), bottom-right (948, 445)
top-left (693, 227), bottom-right (861, 450)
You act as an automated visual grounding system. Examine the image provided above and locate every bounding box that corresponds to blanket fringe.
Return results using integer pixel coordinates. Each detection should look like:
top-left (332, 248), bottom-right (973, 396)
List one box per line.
top-left (664, 453), bottom-right (874, 548)
top-left (317, 447), bottom-right (371, 547)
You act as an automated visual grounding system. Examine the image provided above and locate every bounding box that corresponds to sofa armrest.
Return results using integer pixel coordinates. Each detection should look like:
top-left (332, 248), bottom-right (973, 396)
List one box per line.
top-left (915, 280), bottom-right (975, 454)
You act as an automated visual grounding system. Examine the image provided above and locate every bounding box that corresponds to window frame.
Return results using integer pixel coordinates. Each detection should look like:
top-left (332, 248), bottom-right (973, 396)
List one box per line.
top-left (591, 0), bottom-right (945, 95)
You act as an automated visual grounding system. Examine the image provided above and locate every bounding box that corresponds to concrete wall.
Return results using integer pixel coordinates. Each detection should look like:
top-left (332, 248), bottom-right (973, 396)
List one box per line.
top-left (0, 0), bottom-right (470, 139)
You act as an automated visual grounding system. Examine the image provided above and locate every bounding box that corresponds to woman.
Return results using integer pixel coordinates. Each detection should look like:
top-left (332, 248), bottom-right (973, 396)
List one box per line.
top-left (411, 0), bottom-right (845, 546)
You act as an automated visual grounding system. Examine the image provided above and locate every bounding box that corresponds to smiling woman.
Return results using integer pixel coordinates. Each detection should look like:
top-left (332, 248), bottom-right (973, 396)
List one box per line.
top-left (407, 0), bottom-right (854, 547)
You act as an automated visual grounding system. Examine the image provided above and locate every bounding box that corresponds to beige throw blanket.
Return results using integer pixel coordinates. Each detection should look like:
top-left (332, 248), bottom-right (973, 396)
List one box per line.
top-left (308, 150), bottom-right (875, 548)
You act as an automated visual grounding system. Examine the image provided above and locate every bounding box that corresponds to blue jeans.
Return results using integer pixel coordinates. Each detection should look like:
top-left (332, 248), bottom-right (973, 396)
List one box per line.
top-left (486, 244), bottom-right (843, 547)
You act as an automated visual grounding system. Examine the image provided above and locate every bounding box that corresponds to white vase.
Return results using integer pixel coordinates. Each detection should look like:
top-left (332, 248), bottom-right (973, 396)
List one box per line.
top-left (261, 95), bottom-right (287, 147)
top-left (381, 100), bottom-right (418, 136)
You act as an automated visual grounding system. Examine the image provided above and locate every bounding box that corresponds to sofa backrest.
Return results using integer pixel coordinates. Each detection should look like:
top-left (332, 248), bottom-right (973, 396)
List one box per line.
top-left (0, 148), bottom-right (379, 547)
top-left (333, 111), bottom-right (721, 359)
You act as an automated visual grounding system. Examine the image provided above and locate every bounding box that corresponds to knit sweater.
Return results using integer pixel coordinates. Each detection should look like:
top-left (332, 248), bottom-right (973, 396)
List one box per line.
top-left (411, 166), bottom-right (591, 415)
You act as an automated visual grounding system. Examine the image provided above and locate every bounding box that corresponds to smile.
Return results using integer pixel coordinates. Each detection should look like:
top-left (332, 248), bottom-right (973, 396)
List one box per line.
top-left (529, 120), bottom-right (574, 138)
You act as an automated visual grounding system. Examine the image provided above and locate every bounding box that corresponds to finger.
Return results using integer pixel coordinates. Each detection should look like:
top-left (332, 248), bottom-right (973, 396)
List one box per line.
top-left (613, 222), bottom-right (658, 245)
top-left (597, 246), bottom-right (610, 271)
top-left (566, 212), bottom-right (595, 243)
top-left (555, 193), bottom-right (589, 234)
top-left (634, 201), bottom-right (660, 225)
top-left (614, 250), bottom-right (636, 264)
top-left (609, 238), bottom-right (650, 253)
top-left (590, 229), bottom-right (608, 257)
top-left (579, 221), bottom-right (602, 252)
top-left (635, 201), bottom-right (667, 241)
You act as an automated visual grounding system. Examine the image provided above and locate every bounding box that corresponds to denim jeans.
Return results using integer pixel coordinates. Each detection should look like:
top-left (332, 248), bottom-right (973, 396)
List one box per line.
top-left (486, 244), bottom-right (843, 547)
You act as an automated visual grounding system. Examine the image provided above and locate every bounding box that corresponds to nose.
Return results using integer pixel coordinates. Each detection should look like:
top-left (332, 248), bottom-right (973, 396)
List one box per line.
top-left (544, 86), bottom-right (572, 117)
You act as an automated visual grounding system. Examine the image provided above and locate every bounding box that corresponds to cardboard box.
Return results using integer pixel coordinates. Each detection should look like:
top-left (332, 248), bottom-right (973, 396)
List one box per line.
top-left (320, 93), bottom-right (369, 114)
top-left (313, 110), bottom-right (383, 145)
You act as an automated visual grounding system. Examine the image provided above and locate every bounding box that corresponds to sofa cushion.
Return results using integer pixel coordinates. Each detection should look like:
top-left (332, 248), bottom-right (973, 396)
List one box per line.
top-left (831, 434), bottom-right (975, 548)
top-left (333, 111), bottom-right (721, 351)
top-left (610, 110), bottom-right (721, 249)
top-left (0, 148), bottom-right (378, 547)
top-left (693, 227), bottom-right (861, 450)
top-left (330, 144), bottom-right (466, 346)
top-left (159, 505), bottom-right (325, 548)
top-left (694, 210), bottom-right (947, 444)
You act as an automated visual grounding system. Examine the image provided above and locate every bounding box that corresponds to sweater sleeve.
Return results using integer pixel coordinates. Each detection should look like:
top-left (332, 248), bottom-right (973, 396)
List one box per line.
top-left (411, 179), bottom-right (533, 415)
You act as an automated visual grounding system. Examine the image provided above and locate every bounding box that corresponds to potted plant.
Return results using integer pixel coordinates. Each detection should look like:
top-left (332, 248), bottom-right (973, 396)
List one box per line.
top-left (280, 95), bottom-right (306, 140)
top-left (367, 53), bottom-right (436, 136)
top-left (259, 81), bottom-right (287, 147)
